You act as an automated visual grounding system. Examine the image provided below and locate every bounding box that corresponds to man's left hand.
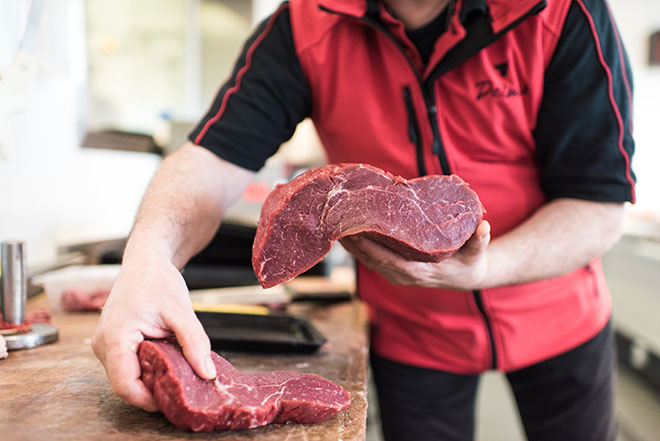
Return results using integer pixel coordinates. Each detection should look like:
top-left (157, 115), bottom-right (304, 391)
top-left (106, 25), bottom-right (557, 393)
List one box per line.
top-left (339, 220), bottom-right (491, 291)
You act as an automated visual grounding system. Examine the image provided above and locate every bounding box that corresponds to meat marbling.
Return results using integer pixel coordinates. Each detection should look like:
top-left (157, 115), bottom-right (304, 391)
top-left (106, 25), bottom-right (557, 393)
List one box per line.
top-left (138, 339), bottom-right (351, 432)
top-left (253, 163), bottom-right (484, 288)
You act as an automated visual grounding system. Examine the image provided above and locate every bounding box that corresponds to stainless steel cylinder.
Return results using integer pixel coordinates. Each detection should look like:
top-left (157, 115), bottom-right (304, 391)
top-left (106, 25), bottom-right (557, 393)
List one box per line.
top-left (1, 240), bottom-right (27, 325)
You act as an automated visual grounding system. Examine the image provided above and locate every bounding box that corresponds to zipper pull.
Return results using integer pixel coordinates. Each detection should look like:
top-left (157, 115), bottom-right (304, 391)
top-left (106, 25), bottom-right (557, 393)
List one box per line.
top-left (403, 87), bottom-right (418, 143)
top-left (429, 105), bottom-right (441, 155)
top-left (408, 124), bottom-right (418, 144)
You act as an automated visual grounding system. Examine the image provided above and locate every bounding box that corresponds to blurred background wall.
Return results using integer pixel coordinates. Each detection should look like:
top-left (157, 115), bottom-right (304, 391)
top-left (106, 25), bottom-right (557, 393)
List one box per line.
top-left (0, 0), bottom-right (657, 266)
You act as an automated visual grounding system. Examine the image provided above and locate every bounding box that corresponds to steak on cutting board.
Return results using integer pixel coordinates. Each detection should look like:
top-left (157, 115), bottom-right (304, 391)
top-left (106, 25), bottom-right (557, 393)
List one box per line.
top-left (253, 163), bottom-right (484, 288)
top-left (138, 339), bottom-right (351, 432)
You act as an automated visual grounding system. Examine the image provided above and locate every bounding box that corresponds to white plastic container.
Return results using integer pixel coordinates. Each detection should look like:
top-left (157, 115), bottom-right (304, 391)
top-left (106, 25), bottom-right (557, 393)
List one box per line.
top-left (32, 265), bottom-right (120, 311)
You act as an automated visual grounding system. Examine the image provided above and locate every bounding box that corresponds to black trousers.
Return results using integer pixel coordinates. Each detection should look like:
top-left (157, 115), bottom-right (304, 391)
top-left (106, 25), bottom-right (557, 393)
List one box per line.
top-left (370, 321), bottom-right (616, 441)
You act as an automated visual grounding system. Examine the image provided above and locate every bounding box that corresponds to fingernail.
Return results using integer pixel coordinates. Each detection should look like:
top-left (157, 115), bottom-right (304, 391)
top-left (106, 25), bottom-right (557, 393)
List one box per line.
top-left (205, 356), bottom-right (217, 379)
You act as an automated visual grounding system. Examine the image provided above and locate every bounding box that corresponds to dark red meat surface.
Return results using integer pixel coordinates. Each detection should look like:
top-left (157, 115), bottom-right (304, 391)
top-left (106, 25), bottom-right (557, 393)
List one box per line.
top-left (138, 340), bottom-right (351, 432)
top-left (61, 288), bottom-right (110, 311)
top-left (0, 309), bottom-right (51, 333)
top-left (253, 163), bottom-right (484, 288)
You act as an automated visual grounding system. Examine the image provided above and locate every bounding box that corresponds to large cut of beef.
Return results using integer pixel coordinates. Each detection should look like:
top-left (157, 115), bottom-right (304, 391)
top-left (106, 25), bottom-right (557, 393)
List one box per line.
top-left (253, 163), bottom-right (484, 288)
top-left (138, 339), bottom-right (351, 432)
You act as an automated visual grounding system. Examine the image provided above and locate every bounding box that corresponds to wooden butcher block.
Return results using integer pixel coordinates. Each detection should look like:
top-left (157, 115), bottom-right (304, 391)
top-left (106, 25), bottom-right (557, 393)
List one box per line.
top-left (0, 294), bottom-right (368, 441)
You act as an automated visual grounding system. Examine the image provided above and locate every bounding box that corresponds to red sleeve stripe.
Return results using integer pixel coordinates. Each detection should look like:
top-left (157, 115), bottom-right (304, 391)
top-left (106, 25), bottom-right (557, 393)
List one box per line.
top-left (575, 0), bottom-right (635, 203)
top-left (605, 1), bottom-right (633, 134)
top-left (194, 3), bottom-right (289, 145)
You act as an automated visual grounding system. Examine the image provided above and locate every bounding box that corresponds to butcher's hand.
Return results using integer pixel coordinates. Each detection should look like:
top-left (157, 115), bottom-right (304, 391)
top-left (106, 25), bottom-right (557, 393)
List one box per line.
top-left (91, 257), bottom-right (216, 411)
top-left (339, 220), bottom-right (491, 291)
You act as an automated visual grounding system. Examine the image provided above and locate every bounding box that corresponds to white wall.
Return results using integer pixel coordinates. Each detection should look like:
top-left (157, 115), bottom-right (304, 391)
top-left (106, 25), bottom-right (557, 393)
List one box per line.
top-left (609, 0), bottom-right (660, 213)
top-left (0, 1), bottom-right (160, 267)
top-left (252, 0), bottom-right (281, 25)
top-left (0, 0), bottom-right (299, 270)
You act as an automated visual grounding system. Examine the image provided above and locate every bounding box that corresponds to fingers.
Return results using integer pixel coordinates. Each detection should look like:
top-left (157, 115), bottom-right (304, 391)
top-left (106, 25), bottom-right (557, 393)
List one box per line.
top-left (459, 220), bottom-right (491, 261)
top-left (338, 236), bottom-right (372, 266)
top-left (97, 332), bottom-right (160, 412)
top-left (340, 236), bottom-right (399, 270)
top-left (339, 235), bottom-right (417, 286)
top-left (91, 261), bottom-right (216, 413)
top-left (163, 307), bottom-right (217, 381)
top-left (353, 236), bottom-right (402, 267)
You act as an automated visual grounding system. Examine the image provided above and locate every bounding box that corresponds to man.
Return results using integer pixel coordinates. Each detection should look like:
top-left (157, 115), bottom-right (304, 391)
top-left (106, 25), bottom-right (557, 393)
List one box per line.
top-left (92, 0), bottom-right (634, 440)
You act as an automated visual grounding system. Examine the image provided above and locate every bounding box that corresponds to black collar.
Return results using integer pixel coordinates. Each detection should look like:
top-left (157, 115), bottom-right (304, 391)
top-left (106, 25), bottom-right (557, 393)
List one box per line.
top-left (367, 0), bottom-right (488, 25)
top-left (366, 0), bottom-right (380, 17)
top-left (459, 0), bottom-right (488, 25)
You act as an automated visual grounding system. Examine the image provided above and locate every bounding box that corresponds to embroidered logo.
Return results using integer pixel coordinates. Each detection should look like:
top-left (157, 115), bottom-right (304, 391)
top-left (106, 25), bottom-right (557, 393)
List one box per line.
top-left (475, 80), bottom-right (529, 101)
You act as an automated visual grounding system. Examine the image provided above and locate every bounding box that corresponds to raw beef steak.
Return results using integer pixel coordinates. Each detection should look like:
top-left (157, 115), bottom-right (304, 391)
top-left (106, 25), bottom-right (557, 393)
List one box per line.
top-left (253, 163), bottom-right (484, 288)
top-left (61, 288), bottom-right (110, 311)
top-left (138, 339), bottom-right (350, 431)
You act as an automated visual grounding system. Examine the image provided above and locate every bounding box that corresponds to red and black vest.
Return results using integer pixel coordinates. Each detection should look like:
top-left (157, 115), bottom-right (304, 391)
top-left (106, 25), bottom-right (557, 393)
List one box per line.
top-left (288, 0), bottom-right (631, 373)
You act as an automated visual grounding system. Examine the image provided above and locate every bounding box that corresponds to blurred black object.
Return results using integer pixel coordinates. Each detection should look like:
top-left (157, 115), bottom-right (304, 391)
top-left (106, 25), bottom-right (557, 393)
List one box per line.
top-left (82, 129), bottom-right (161, 154)
top-left (196, 311), bottom-right (326, 353)
top-left (99, 222), bottom-right (326, 289)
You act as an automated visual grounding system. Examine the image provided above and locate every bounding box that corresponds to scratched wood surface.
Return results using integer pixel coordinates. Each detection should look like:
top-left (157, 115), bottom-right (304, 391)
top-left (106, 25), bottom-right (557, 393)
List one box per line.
top-left (0, 294), bottom-right (368, 441)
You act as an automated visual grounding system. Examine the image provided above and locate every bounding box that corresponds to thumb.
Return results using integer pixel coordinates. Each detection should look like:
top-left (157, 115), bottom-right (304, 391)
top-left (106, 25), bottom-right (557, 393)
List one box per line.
top-left (460, 221), bottom-right (491, 259)
top-left (164, 308), bottom-right (217, 380)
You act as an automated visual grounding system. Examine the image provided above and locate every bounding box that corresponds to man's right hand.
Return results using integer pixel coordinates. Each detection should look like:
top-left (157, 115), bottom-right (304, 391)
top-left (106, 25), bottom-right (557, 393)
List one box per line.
top-left (91, 256), bottom-right (217, 411)
top-left (90, 143), bottom-right (255, 410)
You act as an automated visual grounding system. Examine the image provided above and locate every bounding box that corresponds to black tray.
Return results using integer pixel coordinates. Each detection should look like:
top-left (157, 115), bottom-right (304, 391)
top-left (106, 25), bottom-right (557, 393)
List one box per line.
top-left (195, 311), bottom-right (327, 353)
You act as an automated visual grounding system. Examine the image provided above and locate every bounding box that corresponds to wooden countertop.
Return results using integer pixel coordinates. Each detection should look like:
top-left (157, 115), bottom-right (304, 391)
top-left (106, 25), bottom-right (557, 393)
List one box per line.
top-left (0, 295), bottom-right (368, 441)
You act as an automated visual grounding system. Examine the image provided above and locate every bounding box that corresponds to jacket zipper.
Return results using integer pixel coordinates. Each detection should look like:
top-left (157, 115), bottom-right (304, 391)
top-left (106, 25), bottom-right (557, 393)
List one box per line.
top-left (473, 289), bottom-right (498, 369)
top-left (318, 2), bottom-right (545, 370)
top-left (320, 3), bottom-right (493, 367)
top-left (364, 17), bottom-right (451, 176)
top-left (426, 95), bottom-right (449, 172)
top-left (402, 86), bottom-right (427, 176)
